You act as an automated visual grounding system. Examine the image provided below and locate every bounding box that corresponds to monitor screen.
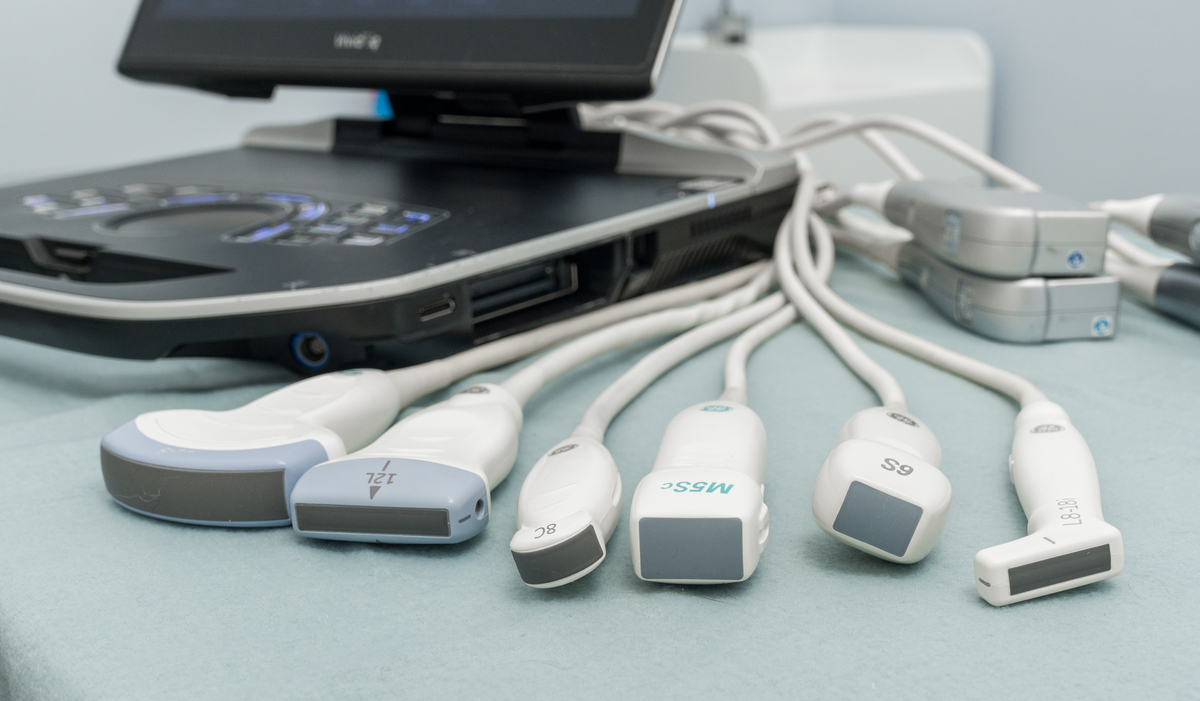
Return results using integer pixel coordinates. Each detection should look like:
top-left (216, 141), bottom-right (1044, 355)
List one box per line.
top-left (156, 0), bottom-right (643, 20)
top-left (119, 0), bottom-right (680, 104)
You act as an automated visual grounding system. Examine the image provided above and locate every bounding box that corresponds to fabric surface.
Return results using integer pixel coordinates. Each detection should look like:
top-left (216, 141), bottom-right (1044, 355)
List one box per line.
top-left (0, 253), bottom-right (1194, 700)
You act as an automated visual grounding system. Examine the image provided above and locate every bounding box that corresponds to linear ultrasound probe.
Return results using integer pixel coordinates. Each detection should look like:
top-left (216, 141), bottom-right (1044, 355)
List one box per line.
top-left (974, 402), bottom-right (1123, 605)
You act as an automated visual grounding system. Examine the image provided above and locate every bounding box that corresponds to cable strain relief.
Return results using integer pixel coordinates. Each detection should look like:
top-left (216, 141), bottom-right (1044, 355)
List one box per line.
top-left (719, 386), bottom-right (749, 405)
top-left (848, 180), bottom-right (896, 214)
top-left (1090, 194), bottom-right (1164, 235)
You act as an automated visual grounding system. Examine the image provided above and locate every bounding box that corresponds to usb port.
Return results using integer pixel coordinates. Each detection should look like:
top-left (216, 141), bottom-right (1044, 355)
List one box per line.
top-left (418, 298), bottom-right (456, 322)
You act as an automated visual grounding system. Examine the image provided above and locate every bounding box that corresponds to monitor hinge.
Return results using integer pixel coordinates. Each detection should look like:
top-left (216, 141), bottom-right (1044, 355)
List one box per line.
top-left (332, 93), bottom-right (622, 171)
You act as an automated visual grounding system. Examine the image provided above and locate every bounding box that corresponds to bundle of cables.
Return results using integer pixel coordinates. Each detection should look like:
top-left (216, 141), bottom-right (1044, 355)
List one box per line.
top-left (573, 100), bottom-right (1123, 605)
top-left (101, 100), bottom-right (1125, 608)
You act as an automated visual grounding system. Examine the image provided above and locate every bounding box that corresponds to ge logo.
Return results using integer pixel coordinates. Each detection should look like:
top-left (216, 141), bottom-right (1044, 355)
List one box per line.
top-left (1091, 316), bottom-right (1113, 337)
top-left (1032, 424), bottom-right (1065, 433)
top-left (886, 412), bottom-right (918, 427)
top-left (460, 386), bottom-right (490, 394)
top-left (1067, 251), bottom-right (1086, 269)
top-left (549, 444), bottom-right (578, 456)
top-left (701, 405), bottom-right (732, 412)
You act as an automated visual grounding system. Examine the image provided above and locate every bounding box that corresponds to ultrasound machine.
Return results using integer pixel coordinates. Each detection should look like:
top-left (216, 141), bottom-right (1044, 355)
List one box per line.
top-left (0, 0), bottom-right (796, 372)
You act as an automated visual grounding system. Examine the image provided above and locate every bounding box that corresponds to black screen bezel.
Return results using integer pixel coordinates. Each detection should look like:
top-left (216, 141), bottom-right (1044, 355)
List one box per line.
top-left (117, 0), bottom-right (680, 104)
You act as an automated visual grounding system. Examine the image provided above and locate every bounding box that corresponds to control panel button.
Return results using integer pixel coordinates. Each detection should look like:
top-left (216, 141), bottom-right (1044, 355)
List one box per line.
top-left (340, 233), bottom-right (387, 246)
top-left (273, 233), bottom-right (331, 246)
top-left (262, 192), bottom-right (313, 204)
top-left (353, 203), bottom-right (391, 216)
top-left (307, 223), bottom-right (348, 235)
top-left (331, 213), bottom-right (374, 226)
top-left (230, 222), bottom-right (291, 243)
top-left (399, 209), bottom-right (434, 224)
top-left (53, 203), bottom-right (132, 219)
top-left (370, 223), bottom-right (410, 236)
top-left (163, 192), bottom-right (239, 206)
top-left (293, 203), bottom-right (328, 221)
top-left (122, 183), bottom-right (171, 196)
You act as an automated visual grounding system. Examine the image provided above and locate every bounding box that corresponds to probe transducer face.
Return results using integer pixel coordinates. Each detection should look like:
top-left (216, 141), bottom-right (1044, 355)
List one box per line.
top-left (510, 437), bottom-right (622, 588)
top-left (629, 402), bottom-right (770, 584)
top-left (630, 467), bottom-right (768, 584)
top-left (99, 369), bottom-right (403, 527)
top-left (290, 457), bottom-right (490, 544)
top-left (812, 439), bottom-right (952, 564)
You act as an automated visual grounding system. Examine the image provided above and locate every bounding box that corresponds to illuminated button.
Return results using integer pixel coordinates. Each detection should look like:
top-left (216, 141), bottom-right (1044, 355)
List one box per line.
top-left (400, 210), bottom-right (433, 223)
top-left (353, 203), bottom-right (391, 216)
top-left (71, 189), bottom-right (103, 200)
top-left (52, 203), bottom-right (132, 219)
top-left (307, 223), bottom-right (348, 235)
top-left (340, 233), bottom-right (387, 246)
top-left (172, 185), bottom-right (221, 195)
top-left (164, 193), bottom-right (238, 206)
top-left (273, 233), bottom-right (329, 246)
top-left (263, 192), bottom-right (312, 204)
top-left (370, 223), bottom-right (410, 236)
top-left (294, 202), bottom-right (328, 222)
top-left (31, 203), bottom-right (63, 214)
top-left (122, 183), bottom-right (170, 196)
top-left (76, 196), bottom-right (110, 207)
top-left (231, 222), bottom-right (291, 243)
top-left (332, 213), bottom-right (373, 226)
top-left (22, 195), bottom-right (55, 206)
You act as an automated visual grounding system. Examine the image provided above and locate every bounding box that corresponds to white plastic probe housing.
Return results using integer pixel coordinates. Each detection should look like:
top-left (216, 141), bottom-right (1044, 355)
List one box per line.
top-left (1092, 194), bottom-right (1165, 236)
top-left (974, 402), bottom-right (1123, 606)
top-left (289, 384), bottom-right (523, 544)
top-left (812, 408), bottom-right (951, 564)
top-left (510, 437), bottom-right (623, 588)
top-left (629, 401), bottom-right (769, 584)
top-left (846, 180), bottom-right (897, 215)
top-left (135, 369), bottom-right (402, 458)
top-left (101, 369), bottom-right (403, 526)
top-left (1097, 194), bottom-right (1200, 262)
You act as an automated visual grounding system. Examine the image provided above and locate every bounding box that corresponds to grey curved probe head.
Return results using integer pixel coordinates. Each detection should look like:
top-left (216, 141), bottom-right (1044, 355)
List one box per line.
top-left (884, 181), bottom-right (1109, 279)
top-left (897, 242), bottom-right (1120, 343)
top-left (1149, 195), bottom-right (1200, 263)
top-left (1154, 263), bottom-right (1200, 330)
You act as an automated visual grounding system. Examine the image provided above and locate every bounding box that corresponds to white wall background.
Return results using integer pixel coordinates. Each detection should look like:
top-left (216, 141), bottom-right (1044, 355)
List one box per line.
top-left (830, 0), bottom-right (1200, 201)
top-left (0, 0), bottom-right (378, 189)
top-left (3, 0), bottom-right (1199, 202)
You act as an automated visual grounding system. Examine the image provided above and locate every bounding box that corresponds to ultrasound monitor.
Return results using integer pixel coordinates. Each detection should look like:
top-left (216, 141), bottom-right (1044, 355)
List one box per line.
top-left (119, 0), bottom-right (681, 104)
top-left (0, 0), bottom-right (796, 375)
